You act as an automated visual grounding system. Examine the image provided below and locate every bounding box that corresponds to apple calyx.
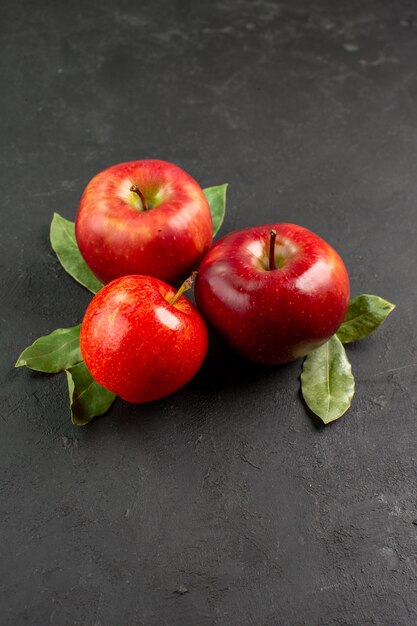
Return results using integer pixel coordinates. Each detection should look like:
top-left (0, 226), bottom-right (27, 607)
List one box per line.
top-left (130, 184), bottom-right (149, 211)
top-left (269, 229), bottom-right (277, 271)
top-left (168, 271), bottom-right (197, 306)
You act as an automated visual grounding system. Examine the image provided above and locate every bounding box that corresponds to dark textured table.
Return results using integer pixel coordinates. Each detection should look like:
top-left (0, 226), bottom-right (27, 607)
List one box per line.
top-left (1, 1), bottom-right (416, 624)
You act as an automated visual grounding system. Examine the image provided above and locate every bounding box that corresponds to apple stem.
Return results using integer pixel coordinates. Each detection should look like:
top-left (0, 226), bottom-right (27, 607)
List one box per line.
top-left (130, 184), bottom-right (149, 211)
top-left (269, 229), bottom-right (277, 271)
top-left (169, 271), bottom-right (197, 306)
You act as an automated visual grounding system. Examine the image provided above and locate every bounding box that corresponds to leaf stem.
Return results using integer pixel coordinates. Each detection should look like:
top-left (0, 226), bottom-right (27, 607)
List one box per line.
top-left (269, 230), bottom-right (277, 271)
top-left (169, 272), bottom-right (197, 306)
top-left (130, 184), bottom-right (149, 211)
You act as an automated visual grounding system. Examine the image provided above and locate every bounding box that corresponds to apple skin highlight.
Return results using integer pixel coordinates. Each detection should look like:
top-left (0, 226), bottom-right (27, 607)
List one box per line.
top-left (195, 223), bottom-right (350, 365)
top-left (75, 160), bottom-right (213, 285)
top-left (80, 275), bottom-right (208, 403)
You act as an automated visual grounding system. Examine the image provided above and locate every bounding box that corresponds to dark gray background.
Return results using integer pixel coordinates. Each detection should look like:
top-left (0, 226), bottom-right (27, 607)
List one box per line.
top-left (1, 0), bottom-right (416, 624)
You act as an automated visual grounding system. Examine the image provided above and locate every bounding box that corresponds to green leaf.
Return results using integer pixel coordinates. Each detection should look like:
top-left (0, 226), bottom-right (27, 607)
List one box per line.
top-left (336, 294), bottom-right (395, 344)
top-left (203, 184), bottom-right (228, 237)
top-left (301, 335), bottom-right (355, 424)
top-left (66, 361), bottom-right (116, 426)
top-left (15, 325), bottom-right (82, 373)
top-left (50, 213), bottom-right (103, 294)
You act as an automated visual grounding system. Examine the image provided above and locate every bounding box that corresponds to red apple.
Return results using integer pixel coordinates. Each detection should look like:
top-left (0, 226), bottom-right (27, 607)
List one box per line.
top-left (80, 274), bottom-right (208, 403)
top-left (194, 223), bottom-right (350, 365)
top-left (75, 160), bottom-right (213, 285)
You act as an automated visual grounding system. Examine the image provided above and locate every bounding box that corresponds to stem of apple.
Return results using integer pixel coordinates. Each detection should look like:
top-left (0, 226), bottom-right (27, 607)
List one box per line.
top-left (169, 272), bottom-right (197, 306)
top-left (269, 230), bottom-right (277, 271)
top-left (130, 184), bottom-right (149, 211)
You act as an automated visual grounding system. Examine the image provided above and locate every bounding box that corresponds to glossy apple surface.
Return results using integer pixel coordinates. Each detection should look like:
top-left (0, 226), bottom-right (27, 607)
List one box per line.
top-left (194, 223), bottom-right (350, 365)
top-left (75, 160), bottom-right (213, 285)
top-left (80, 275), bottom-right (208, 403)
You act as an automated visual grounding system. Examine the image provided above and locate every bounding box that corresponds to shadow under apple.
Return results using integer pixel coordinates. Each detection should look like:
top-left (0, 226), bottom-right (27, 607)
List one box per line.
top-left (108, 329), bottom-right (303, 439)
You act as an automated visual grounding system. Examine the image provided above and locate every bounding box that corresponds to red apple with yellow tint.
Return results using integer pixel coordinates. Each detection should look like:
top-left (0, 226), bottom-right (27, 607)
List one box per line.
top-left (75, 160), bottom-right (212, 285)
top-left (80, 274), bottom-right (208, 403)
top-left (195, 223), bottom-right (350, 365)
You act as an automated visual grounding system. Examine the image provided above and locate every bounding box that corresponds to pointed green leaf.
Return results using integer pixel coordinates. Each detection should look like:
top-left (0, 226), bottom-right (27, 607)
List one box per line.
top-left (337, 294), bottom-right (395, 344)
top-left (15, 325), bottom-right (82, 373)
top-left (301, 335), bottom-right (355, 424)
top-left (203, 184), bottom-right (228, 237)
top-left (66, 361), bottom-right (116, 426)
top-left (50, 213), bottom-right (103, 294)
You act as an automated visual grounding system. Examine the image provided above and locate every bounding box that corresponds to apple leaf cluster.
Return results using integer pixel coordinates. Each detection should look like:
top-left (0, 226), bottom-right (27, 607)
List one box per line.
top-left (301, 296), bottom-right (395, 423)
top-left (15, 181), bottom-right (395, 426)
top-left (15, 324), bottom-right (115, 425)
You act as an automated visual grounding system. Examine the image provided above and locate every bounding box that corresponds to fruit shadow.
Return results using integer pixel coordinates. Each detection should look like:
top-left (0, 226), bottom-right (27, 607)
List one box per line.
top-left (194, 332), bottom-right (345, 433)
top-left (108, 330), bottom-right (300, 438)
top-left (192, 330), bottom-right (283, 395)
